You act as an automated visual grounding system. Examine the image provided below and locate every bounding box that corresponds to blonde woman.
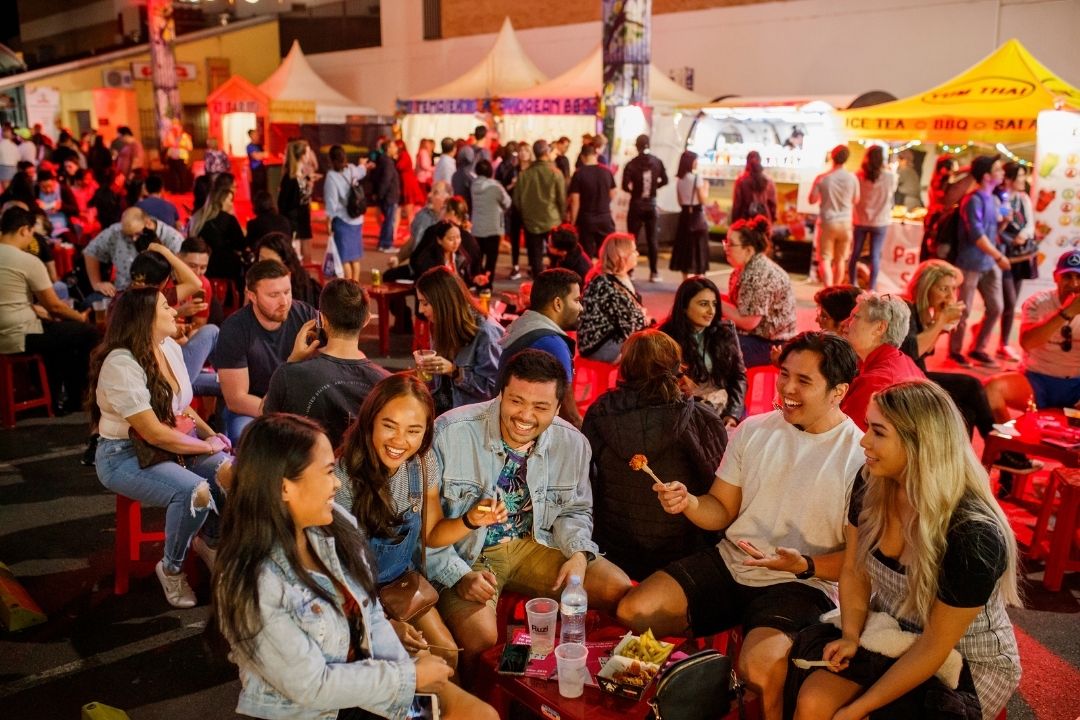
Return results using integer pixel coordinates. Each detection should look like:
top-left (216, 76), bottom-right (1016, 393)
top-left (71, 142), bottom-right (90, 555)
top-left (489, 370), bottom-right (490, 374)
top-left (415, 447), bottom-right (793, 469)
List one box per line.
top-left (195, 184), bottom-right (248, 303)
top-left (902, 259), bottom-right (966, 367)
top-left (788, 380), bottom-right (1021, 720)
top-left (578, 232), bottom-right (649, 362)
top-left (278, 140), bottom-right (316, 261)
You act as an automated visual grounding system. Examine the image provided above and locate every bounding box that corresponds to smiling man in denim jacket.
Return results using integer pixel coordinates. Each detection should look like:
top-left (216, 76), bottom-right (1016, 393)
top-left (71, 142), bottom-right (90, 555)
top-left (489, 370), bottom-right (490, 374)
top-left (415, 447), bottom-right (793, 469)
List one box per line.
top-left (426, 350), bottom-right (633, 676)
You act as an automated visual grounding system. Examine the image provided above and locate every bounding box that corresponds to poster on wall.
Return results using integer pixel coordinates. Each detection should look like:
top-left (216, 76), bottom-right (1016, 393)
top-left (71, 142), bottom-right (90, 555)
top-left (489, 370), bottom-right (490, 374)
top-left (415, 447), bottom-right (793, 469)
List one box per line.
top-left (25, 87), bottom-right (60, 137)
top-left (1031, 110), bottom-right (1080, 300)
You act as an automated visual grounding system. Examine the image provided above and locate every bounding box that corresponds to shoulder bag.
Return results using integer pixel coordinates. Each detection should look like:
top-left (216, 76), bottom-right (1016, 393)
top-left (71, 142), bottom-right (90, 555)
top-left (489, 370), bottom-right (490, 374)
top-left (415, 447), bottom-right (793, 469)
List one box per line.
top-left (377, 453), bottom-right (440, 622)
top-left (128, 414), bottom-right (199, 469)
top-left (648, 650), bottom-right (744, 720)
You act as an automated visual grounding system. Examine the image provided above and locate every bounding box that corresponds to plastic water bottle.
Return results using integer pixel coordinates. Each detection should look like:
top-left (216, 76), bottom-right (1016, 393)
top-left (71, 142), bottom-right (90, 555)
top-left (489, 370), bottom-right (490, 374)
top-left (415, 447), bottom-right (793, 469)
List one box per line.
top-left (559, 575), bottom-right (587, 645)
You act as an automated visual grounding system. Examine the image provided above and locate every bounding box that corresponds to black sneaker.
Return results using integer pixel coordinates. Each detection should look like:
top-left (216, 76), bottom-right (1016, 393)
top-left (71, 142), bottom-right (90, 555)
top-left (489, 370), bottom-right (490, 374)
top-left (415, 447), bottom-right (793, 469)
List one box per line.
top-left (967, 350), bottom-right (1000, 369)
top-left (992, 450), bottom-right (1043, 475)
top-left (81, 434), bottom-right (98, 467)
top-left (948, 352), bottom-right (973, 368)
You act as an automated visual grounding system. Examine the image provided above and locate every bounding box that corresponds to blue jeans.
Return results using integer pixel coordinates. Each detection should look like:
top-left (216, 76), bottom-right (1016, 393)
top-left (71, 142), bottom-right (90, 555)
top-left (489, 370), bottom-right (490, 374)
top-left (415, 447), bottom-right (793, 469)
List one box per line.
top-left (181, 324), bottom-right (221, 396)
top-left (378, 200), bottom-right (398, 250)
top-left (849, 225), bottom-right (888, 290)
top-left (222, 407), bottom-right (255, 445)
top-left (738, 333), bottom-right (777, 369)
top-left (96, 439), bottom-right (228, 573)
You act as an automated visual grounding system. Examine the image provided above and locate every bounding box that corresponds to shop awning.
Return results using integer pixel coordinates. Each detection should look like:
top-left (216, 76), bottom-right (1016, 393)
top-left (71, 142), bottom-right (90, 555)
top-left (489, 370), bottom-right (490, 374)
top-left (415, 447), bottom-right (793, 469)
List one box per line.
top-left (839, 39), bottom-right (1080, 144)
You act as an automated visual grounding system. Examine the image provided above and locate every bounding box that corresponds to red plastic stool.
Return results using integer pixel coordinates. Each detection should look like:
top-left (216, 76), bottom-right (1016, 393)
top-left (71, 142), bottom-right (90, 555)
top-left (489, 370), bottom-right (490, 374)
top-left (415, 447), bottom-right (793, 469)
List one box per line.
top-left (114, 495), bottom-right (166, 595)
top-left (0, 353), bottom-right (53, 428)
top-left (1036, 467), bottom-right (1080, 592)
top-left (573, 356), bottom-right (619, 415)
top-left (744, 364), bottom-right (780, 416)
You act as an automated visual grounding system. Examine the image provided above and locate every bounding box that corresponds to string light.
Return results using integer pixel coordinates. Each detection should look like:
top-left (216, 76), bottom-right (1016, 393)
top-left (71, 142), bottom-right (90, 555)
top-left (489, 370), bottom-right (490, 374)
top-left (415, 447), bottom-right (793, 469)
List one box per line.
top-left (995, 142), bottom-right (1034, 167)
top-left (887, 139), bottom-right (920, 155)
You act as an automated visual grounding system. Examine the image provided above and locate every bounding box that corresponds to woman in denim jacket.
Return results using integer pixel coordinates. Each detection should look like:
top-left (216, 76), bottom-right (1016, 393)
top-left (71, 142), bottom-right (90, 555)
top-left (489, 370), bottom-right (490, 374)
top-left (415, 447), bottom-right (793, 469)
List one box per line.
top-left (214, 414), bottom-right (496, 720)
top-left (415, 266), bottom-right (504, 415)
top-left (336, 375), bottom-right (506, 671)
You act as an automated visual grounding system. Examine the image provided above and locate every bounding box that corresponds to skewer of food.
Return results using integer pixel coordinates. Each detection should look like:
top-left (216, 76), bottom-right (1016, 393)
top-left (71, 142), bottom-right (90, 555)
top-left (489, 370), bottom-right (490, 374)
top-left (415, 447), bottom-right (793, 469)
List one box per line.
top-left (629, 453), bottom-right (664, 485)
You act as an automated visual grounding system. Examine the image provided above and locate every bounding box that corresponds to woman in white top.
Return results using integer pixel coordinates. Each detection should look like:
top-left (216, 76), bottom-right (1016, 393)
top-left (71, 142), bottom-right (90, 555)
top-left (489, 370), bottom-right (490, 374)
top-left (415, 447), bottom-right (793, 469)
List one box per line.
top-left (669, 151), bottom-right (711, 279)
top-left (324, 145), bottom-right (365, 282)
top-left (88, 287), bottom-right (231, 608)
top-left (848, 145), bottom-right (898, 291)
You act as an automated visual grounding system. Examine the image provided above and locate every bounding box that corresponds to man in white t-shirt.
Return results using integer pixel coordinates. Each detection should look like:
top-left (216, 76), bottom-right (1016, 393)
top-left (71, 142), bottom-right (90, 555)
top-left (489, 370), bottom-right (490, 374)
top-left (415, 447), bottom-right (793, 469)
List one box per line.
top-left (617, 332), bottom-right (865, 720)
top-left (809, 145), bottom-right (860, 286)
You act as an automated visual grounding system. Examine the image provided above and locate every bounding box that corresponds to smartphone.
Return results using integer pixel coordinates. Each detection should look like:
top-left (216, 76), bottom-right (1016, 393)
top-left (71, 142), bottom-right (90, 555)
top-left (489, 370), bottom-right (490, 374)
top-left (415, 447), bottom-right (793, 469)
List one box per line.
top-left (736, 539), bottom-right (766, 560)
top-left (306, 320), bottom-right (328, 346)
top-left (497, 642), bottom-right (531, 676)
top-left (408, 693), bottom-right (440, 720)
top-left (191, 290), bottom-right (206, 303)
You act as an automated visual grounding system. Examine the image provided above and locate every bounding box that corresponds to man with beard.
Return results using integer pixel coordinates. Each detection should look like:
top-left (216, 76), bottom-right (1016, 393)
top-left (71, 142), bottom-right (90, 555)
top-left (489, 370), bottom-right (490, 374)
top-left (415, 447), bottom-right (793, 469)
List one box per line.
top-left (616, 332), bottom-right (865, 720)
top-left (499, 268), bottom-right (584, 426)
top-left (215, 260), bottom-right (319, 443)
top-left (426, 350), bottom-right (633, 683)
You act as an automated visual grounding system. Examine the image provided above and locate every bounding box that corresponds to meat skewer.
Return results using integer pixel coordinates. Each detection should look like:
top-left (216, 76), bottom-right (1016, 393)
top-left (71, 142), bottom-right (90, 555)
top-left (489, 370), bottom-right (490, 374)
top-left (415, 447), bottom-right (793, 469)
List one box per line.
top-left (629, 454), bottom-right (664, 485)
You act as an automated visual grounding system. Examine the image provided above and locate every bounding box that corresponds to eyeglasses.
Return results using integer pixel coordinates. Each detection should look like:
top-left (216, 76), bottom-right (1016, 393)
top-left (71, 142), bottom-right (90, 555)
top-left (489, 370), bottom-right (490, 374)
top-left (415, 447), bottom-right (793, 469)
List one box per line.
top-left (1062, 323), bottom-right (1073, 352)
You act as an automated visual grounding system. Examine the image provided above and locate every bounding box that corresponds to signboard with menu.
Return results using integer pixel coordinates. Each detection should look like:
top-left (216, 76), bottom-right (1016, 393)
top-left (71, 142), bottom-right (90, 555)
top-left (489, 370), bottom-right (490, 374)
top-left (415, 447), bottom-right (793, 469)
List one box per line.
top-left (1030, 111), bottom-right (1080, 300)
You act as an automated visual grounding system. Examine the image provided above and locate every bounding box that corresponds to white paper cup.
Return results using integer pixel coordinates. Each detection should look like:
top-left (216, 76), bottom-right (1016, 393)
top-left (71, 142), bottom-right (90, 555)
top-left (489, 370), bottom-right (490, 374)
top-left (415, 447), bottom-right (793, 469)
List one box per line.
top-left (524, 597), bottom-right (558, 657)
top-left (554, 642), bottom-right (588, 698)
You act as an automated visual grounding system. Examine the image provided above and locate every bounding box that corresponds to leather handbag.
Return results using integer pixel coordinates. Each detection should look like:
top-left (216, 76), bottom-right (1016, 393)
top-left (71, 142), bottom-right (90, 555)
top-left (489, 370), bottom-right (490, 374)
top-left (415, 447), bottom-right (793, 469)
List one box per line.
top-left (377, 453), bottom-right (439, 622)
top-left (648, 650), bottom-right (744, 720)
top-left (129, 414), bottom-right (199, 469)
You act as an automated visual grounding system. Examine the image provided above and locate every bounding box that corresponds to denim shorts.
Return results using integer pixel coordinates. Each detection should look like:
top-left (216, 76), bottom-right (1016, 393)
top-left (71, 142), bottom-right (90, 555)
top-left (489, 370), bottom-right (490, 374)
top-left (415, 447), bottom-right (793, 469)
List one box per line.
top-left (1025, 369), bottom-right (1080, 410)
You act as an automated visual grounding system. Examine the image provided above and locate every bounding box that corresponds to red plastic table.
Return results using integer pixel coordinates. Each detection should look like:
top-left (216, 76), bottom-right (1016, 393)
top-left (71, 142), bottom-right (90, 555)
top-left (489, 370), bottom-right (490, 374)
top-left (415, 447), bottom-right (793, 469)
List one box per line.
top-left (366, 282), bottom-right (413, 356)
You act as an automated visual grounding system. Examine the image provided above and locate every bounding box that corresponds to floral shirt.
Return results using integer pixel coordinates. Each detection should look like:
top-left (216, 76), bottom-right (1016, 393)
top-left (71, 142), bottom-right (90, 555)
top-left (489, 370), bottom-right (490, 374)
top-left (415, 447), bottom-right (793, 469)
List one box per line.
top-left (729, 252), bottom-right (797, 341)
top-left (578, 273), bottom-right (647, 355)
top-left (484, 441), bottom-right (534, 546)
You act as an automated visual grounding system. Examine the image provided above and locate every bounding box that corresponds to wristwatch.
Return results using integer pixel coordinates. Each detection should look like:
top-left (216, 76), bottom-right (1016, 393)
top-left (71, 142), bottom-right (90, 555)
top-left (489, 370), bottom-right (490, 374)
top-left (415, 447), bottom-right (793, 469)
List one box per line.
top-left (794, 554), bottom-right (815, 580)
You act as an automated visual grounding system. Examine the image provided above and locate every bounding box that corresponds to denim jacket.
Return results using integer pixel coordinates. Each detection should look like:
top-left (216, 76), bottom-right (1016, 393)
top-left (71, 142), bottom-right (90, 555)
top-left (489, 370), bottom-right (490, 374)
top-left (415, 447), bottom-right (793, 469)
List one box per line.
top-left (432, 314), bottom-right (504, 409)
top-left (425, 398), bottom-right (600, 590)
top-left (234, 517), bottom-right (417, 720)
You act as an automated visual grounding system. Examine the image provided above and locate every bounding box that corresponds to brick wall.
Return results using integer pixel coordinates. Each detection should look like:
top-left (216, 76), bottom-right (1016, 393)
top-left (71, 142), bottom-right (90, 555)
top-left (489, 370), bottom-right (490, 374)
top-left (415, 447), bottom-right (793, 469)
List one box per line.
top-left (439, 0), bottom-right (781, 38)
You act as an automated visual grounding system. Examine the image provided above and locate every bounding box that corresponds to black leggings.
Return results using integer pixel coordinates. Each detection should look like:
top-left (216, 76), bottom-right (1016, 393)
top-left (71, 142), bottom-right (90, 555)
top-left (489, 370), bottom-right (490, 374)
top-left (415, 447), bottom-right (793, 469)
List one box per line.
top-left (927, 371), bottom-right (994, 440)
top-left (24, 320), bottom-right (100, 411)
top-left (476, 234), bottom-right (500, 288)
top-left (627, 204), bottom-right (659, 274)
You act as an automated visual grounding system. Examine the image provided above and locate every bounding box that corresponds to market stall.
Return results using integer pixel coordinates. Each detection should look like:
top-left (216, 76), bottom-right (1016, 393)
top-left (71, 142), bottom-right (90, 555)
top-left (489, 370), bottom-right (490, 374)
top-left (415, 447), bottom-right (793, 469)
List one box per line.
top-left (397, 18), bottom-right (548, 155)
top-left (839, 38), bottom-right (1080, 294)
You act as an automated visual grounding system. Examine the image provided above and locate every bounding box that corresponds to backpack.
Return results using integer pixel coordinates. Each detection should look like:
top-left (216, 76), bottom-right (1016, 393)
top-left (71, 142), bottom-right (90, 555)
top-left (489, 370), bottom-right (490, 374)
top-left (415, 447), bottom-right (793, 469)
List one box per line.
top-left (345, 168), bottom-right (367, 219)
top-left (931, 203), bottom-right (963, 265)
top-left (746, 181), bottom-right (770, 218)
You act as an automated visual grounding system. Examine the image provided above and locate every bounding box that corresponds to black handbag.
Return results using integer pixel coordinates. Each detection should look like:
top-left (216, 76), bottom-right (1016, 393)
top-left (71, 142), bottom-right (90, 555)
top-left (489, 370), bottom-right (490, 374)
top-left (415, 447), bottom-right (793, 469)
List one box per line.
top-left (648, 650), bottom-right (744, 720)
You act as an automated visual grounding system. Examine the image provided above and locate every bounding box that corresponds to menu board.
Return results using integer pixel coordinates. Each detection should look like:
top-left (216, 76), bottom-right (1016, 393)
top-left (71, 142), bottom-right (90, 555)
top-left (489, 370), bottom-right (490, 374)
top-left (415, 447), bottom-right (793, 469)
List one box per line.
top-left (1030, 111), bottom-right (1080, 298)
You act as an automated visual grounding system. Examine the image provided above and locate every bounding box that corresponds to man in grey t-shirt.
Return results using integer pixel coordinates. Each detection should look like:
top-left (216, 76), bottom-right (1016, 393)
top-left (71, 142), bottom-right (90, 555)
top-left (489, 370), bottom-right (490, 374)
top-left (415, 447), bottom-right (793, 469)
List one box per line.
top-left (809, 145), bottom-right (860, 286)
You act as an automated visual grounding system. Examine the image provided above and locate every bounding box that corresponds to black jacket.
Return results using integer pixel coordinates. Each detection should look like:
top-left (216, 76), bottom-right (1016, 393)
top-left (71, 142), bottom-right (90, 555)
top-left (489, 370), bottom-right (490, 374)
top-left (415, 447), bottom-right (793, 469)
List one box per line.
top-left (621, 153), bottom-right (668, 208)
top-left (372, 154), bottom-right (401, 205)
top-left (582, 388), bottom-right (728, 581)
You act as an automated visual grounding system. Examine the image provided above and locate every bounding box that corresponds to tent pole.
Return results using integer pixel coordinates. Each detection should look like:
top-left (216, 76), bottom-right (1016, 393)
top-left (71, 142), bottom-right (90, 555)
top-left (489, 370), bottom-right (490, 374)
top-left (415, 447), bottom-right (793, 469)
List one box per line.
top-left (993, 0), bottom-right (1003, 51)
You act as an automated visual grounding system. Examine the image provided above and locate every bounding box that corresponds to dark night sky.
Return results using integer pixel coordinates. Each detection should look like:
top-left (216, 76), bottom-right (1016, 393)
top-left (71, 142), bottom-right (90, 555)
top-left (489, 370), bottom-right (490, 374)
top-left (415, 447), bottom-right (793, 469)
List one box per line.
top-left (1, 2), bottom-right (20, 50)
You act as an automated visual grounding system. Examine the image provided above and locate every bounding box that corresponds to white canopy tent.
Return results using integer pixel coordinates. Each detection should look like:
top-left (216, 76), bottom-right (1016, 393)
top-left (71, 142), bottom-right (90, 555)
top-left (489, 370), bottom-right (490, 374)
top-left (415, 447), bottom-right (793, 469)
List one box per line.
top-left (259, 40), bottom-right (378, 124)
top-left (399, 18), bottom-right (548, 156)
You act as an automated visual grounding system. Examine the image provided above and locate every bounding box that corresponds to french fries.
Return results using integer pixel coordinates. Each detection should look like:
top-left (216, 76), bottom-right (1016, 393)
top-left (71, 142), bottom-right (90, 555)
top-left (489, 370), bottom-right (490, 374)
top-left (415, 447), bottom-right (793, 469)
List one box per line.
top-left (617, 629), bottom-right (671, 665)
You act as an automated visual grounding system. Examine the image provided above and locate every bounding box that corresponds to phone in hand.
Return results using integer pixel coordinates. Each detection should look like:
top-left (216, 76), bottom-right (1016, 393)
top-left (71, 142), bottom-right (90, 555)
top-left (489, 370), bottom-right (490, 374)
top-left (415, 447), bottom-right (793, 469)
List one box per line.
top-left (306, 320), bottom-right (328, 347)
top-left (191, 289), bottom-right (206, 303)
top-left (496, 642), bottom-right (531, 676)
top-left (408, 693), bottom-right (441, 719)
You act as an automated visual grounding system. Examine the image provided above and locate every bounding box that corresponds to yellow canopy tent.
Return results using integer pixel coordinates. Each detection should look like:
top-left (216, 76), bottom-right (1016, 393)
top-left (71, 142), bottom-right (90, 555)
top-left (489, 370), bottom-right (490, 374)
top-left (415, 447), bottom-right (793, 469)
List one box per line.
top-left (839, 39), bottom-right (1080, 144)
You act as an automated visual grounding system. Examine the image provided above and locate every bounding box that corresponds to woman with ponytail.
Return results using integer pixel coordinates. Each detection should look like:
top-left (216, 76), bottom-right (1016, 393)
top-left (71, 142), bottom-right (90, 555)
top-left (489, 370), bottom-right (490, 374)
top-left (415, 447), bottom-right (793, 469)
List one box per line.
top-left (720, 214), bottom-right (797, 367)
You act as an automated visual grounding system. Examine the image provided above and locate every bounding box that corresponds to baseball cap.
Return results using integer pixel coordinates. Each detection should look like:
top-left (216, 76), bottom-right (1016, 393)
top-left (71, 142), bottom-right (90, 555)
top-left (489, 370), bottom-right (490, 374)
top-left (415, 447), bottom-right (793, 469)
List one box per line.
top-left (1055, 249), bottom-right (1080, 275)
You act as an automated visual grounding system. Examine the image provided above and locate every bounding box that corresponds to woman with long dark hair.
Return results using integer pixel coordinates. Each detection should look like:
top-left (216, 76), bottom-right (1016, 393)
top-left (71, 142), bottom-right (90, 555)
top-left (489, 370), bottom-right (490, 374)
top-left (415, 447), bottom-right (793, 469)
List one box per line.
top-left (849, 145), bottom-right (897, 290)
top-left (195, 183), bottom-right (248, 302)
top-left (786, 381), bottom-right (1020, 720)
top-left (583, 330), bottom-right (728, 580)
top-left (338, 375), bottom-right (506, 667)
top-left (669, 150), bottom-right (711, 278)
top-left (415, 266), bottom-right (503, 415)
top-left (411, 220), bottom-right (473, 283)
top-left (89, 287), bottom-right (229, 608)
top-left (256, 231), bottom-right (321, 307)
top-left (213, 414), bottom-right (497, 720)
top-left (659, 276), bottom-right (747, 425)
top-left (730, 150), bottom-right (777, 223)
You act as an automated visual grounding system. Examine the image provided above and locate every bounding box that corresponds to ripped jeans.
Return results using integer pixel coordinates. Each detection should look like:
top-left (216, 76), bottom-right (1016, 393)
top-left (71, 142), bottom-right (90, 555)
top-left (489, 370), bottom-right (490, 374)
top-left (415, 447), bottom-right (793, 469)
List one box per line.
top-left (96, 438), bottom-right (229, 573)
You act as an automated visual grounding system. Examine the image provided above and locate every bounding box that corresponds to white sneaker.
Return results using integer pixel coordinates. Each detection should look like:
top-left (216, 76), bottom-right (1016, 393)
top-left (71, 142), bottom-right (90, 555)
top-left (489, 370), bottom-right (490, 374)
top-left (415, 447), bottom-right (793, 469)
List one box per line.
top-left (192, 536), bottom-right (217, 571)
top-left (996, 346), bottom-right (1022, 362)
top-left (155, 560), bottom-right (197, 608)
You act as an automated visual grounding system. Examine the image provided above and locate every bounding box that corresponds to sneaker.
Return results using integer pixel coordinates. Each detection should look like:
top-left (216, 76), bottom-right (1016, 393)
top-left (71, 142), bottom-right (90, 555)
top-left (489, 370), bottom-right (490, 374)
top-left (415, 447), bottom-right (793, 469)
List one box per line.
top-left (996, 346), bottom-right (1022, 362)
top-left (509, 266), bottom-right (523, 281)
top-left (80, 434), bottom-right (99, 467)
top-left (192, 536), bottom-right (217, 571)
top-left (948, 352), bottom-right (973, 368)
top-left (649, 272), bottom-right (663, 283)
top-left (155, 560), bottom-right (197, 608)
top-left (992, 451), bottom-right (1044, 475)
top-left (377, 246), bottom-right (399, 254)
top-left (992, 423), bottom-right (1020, 438)
top-left (967, 350), bottom-right (1000, 368)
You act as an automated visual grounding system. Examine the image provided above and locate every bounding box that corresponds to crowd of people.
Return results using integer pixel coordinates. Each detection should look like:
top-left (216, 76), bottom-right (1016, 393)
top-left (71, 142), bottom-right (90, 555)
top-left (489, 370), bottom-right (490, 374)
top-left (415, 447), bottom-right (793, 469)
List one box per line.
top-left (0, 120), bottom-right (1038, 720)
